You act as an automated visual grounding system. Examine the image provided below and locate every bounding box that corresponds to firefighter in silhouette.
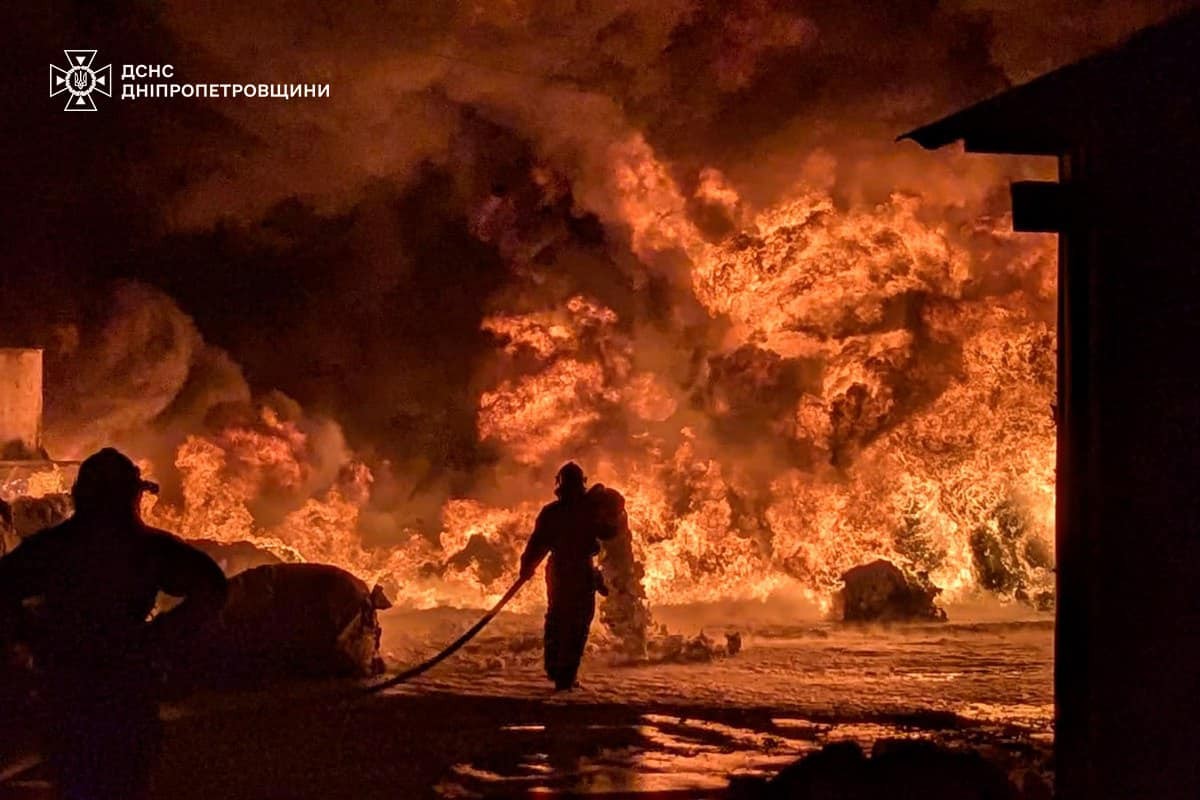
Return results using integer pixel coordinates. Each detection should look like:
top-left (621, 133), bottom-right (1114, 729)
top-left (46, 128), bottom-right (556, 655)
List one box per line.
top-left (0, 448), bottom-right (227, 800)
top-left (520, 462), bottom-right (625, 690)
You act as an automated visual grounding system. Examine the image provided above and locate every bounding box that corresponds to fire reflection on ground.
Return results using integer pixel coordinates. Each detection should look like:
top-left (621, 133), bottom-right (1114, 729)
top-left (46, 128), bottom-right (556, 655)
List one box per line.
top-left (0, 610), bottom-right (1052, 798)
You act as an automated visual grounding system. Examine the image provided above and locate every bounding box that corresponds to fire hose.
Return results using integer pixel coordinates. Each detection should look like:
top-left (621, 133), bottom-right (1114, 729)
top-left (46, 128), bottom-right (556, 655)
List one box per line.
top-left (360, 574), bottom-right (529, 695)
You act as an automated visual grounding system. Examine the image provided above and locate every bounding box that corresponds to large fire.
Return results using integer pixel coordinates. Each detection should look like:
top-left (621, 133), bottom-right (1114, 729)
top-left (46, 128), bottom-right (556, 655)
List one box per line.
top-left (5, 140), bottom-right (1055, 616)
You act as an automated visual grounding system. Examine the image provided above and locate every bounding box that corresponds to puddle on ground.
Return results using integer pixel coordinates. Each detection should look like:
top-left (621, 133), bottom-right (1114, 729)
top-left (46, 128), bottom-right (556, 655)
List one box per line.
top-left (435, 709), bottom-right (1043, 796)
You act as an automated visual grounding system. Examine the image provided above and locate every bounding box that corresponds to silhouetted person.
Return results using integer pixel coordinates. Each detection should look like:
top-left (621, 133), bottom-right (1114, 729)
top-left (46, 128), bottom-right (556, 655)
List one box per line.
top-left (0, 448), bottom-right (227, 800)
top-left (520, 462), bottom-right (620, 691)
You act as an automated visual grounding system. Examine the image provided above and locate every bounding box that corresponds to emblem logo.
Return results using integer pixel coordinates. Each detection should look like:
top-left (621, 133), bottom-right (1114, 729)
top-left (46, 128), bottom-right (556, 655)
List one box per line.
top-left (50, 50), bottom-right (112, 111)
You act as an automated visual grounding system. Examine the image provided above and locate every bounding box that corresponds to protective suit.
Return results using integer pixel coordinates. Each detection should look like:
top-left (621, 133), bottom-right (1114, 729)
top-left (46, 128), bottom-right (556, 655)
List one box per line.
top-left (0, 448), bottom-right (227, 800)
top-left (519, 462), bottom-right (623, 690)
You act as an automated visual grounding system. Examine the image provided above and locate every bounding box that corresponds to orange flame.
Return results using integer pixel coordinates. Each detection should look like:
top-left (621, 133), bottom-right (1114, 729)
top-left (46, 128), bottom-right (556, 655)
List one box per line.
top-left (17, 143), bottom-right (1055, 615)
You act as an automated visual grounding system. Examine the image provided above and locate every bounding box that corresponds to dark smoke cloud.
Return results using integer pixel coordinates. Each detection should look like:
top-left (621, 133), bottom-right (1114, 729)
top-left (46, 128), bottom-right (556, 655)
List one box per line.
top-left (4, 1), bottom-right (1196, 597)
top-left (11, 1), bottom-right (1186, 448)
top-left (42, 281), bottom-right (233, 455)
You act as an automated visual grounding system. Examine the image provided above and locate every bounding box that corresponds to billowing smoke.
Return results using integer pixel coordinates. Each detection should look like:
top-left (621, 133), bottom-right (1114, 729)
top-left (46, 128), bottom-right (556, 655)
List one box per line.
top-left (33, 283), bottom-right (363, 547)
top-left (43, 283), bottom-right (248, 466)
top-left (10, 0), bottom-right (1197, 612)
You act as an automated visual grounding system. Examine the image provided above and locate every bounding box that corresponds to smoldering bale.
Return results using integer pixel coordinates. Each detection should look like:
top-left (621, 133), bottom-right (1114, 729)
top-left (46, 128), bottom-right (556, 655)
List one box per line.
top-left (189, 563), bottom-right (389, 684)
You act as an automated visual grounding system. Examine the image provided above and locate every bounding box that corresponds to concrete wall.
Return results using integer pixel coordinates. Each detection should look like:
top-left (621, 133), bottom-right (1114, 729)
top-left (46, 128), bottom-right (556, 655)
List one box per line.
top-left (0, 349), bottom-right (43, 460)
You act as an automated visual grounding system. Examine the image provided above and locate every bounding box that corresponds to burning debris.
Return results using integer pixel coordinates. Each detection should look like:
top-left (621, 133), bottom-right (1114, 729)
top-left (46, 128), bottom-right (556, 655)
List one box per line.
top-left (595, 484), bottom-right (652, 660)
top-left (645, 628), bottom-right (744, 664)
top-left (838, 559), bottom-right (947, 624)
top-left (969, 501), bottom-right (1055, 611)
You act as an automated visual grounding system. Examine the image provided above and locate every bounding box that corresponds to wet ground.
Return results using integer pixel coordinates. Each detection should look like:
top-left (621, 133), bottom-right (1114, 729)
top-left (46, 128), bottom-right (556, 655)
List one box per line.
top-left (0, 603), bottom-right (1053, 798)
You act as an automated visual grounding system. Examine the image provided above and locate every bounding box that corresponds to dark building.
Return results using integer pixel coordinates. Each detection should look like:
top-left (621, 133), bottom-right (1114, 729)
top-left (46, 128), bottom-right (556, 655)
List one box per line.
top-left (902, 11), bottom-right (1200, 800)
